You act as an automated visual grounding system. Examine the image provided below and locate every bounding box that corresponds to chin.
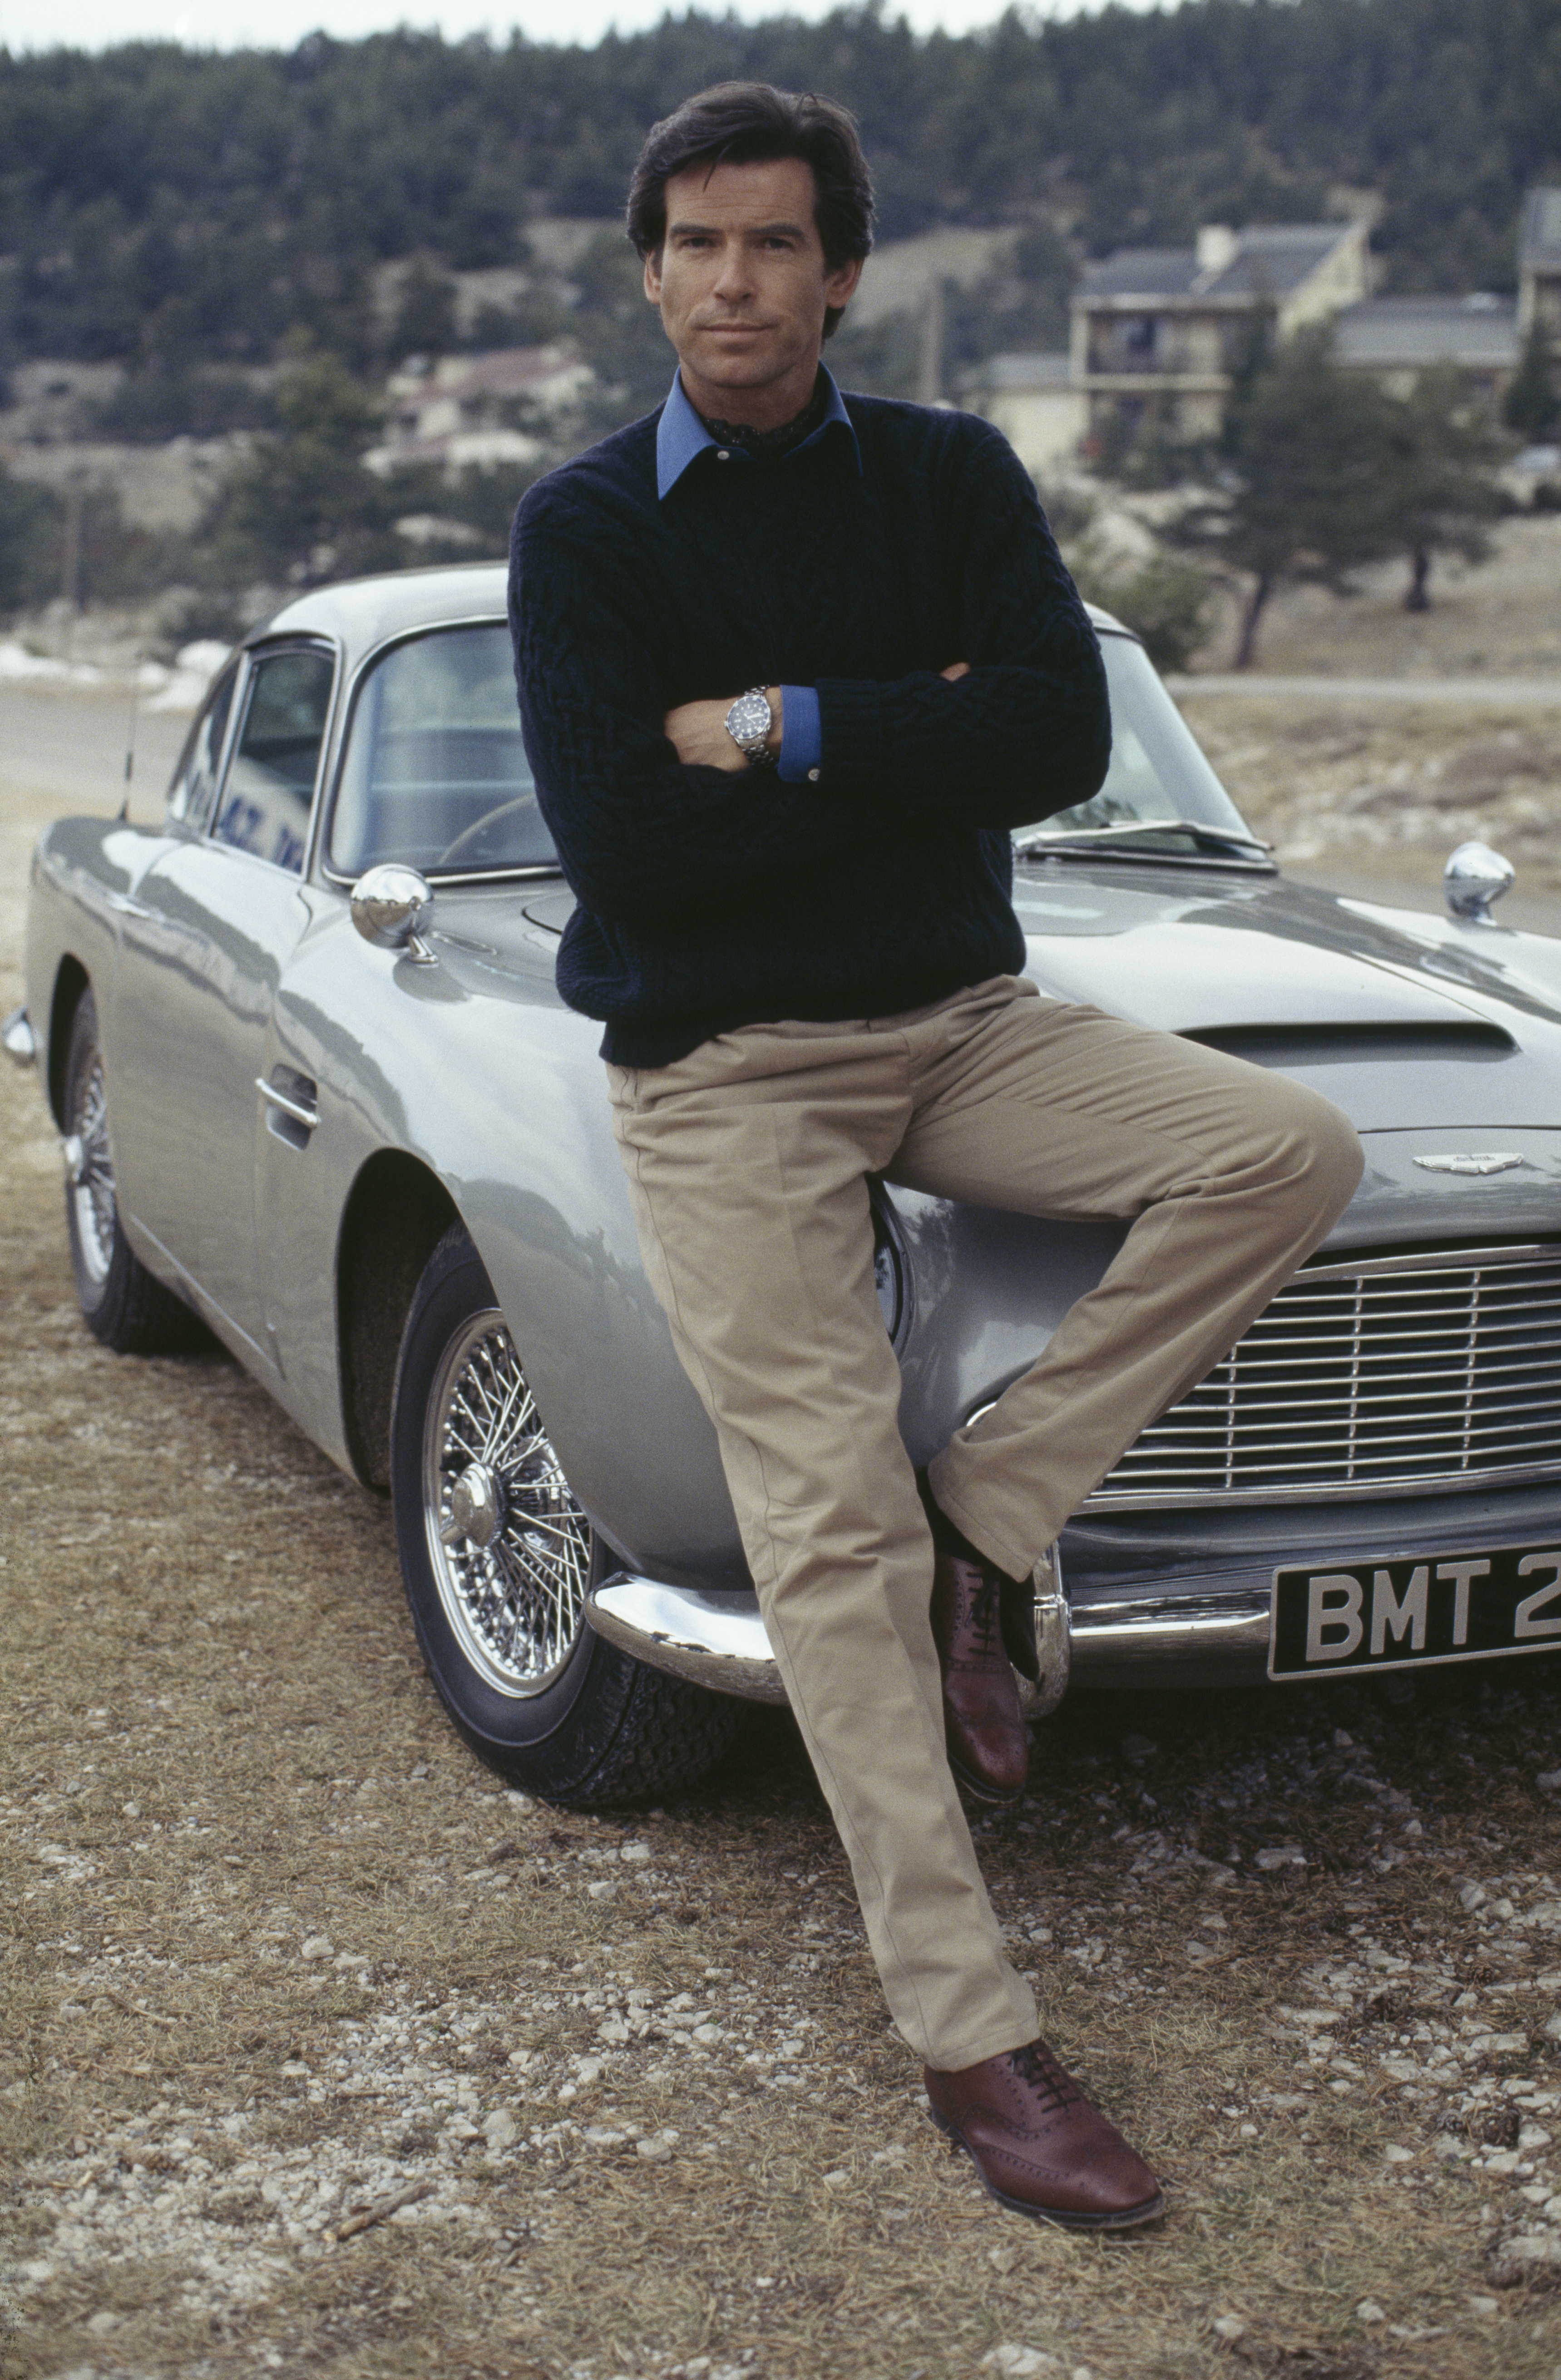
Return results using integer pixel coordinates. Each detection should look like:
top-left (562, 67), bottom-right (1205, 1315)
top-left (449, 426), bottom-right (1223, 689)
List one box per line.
top-left (697, 352), bottom-right (778, 387)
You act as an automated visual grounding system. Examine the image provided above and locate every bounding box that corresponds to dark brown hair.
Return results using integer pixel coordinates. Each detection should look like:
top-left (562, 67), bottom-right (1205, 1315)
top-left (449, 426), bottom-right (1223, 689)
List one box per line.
top-left (627, 81), bottom-right (874, 339)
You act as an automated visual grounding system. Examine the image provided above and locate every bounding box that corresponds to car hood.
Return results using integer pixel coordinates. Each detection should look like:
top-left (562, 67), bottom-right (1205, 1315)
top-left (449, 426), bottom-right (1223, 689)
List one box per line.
top-left (514, 867), bottom-right (1561, 1132)
top-left (1007, 865), bottom-right (1561, 1131)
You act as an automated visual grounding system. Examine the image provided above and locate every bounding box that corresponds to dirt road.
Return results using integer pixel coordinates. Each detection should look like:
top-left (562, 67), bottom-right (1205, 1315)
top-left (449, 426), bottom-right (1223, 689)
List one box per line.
top-left (1171, 676), bottom-right (1561, 707)
top-left (7, 690), bottom-right (1561, 2380)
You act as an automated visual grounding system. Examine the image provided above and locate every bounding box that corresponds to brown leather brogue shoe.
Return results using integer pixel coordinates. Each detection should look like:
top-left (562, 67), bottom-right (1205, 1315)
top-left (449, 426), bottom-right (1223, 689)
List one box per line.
top-left (929, 1542), bottom-right (1029, 1803)
top-left (918, 1474), bottom-right (1029, 1804)
top-left (925, 2038), bottom-right (1164, 2230)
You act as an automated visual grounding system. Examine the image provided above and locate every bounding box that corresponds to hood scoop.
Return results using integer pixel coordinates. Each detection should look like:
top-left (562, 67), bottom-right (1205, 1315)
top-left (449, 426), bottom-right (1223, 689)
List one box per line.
top-left (1184, 1019), bottom-right (1516, 1068)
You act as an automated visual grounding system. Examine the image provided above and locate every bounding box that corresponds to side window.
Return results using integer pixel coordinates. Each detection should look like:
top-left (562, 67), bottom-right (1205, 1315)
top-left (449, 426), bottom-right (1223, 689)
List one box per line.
top-left (212, 646), bottom-right (335, 875)
top-left (165, 659), bottom-right (238, 831)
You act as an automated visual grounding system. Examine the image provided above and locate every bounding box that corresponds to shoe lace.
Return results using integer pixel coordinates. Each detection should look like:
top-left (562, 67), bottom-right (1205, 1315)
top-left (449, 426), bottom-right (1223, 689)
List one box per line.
top-left (1009, 2040), bottom-right (1085, 2116)
top-left (968, 1567), bottom-right (1002, 1658)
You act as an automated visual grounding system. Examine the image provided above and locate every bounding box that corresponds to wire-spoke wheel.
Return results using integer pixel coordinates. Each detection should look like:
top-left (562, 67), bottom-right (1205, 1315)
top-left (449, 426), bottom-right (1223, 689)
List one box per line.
top-left (390, 1223), bottom-right (745, 1805)
top-left (423, 1309), bottom-right (593, 1697)
top-left (61, 988), bottom-right (204, 1355)
top-left (68, 1041), bottom-right (117, 1290)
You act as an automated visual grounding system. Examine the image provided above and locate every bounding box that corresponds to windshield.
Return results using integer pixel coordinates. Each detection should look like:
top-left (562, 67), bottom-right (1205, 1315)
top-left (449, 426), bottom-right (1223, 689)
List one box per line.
top-left (325, 618), bottom-right (1255, 883)
top-left (1018, 633), bottom-right (1260, 851)
top-left (329, 622), bottom-right (558, 878)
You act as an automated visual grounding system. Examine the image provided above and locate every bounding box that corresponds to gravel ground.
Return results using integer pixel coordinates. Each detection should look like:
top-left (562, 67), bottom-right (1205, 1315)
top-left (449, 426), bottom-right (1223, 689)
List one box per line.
top-left (9, 689), bottom-right (1561, 2380)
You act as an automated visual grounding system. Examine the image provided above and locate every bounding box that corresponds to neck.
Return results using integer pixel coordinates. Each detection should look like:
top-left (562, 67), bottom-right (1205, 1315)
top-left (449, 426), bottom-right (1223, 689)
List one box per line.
top-left (677, 351), bottom-right (825, 433)
top-left (694, 370), bottom-right (829, 460)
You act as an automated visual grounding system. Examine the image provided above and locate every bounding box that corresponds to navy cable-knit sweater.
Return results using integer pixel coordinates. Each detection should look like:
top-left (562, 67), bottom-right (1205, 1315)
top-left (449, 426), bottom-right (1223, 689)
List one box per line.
top-left (509, 390), bottom-right (1110, 1067)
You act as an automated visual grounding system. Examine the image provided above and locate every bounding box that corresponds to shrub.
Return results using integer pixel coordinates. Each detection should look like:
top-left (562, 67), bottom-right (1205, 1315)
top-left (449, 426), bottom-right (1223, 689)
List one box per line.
top-left (1068, 550), bottom-right (1213, 673)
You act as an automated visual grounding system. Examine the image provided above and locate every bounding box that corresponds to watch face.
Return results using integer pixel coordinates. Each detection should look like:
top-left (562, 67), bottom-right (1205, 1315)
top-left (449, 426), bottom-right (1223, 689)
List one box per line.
top-left (727, 691), bottom-right (771, 747)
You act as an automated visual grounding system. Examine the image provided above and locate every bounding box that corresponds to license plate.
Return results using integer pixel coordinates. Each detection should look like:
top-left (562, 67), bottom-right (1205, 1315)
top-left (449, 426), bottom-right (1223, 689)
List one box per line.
top-left (1269, 1541), bottom-right (1561, 1681)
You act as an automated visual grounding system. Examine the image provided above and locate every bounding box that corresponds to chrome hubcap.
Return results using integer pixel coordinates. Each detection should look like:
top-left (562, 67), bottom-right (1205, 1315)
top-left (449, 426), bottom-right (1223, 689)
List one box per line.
top-left (440, 1460), bottom-right (505, 1550)
top-left (67, 1056), bottom-right (117, 1288)
top-left (422, 1310), bottom-right (592, 1697)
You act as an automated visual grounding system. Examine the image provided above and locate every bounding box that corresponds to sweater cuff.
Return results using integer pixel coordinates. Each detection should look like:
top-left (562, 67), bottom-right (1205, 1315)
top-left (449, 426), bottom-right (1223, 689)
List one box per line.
top-left (815, 677), bottom-right (886, 798)
top-left (776, 684), bottom-right (821, 782)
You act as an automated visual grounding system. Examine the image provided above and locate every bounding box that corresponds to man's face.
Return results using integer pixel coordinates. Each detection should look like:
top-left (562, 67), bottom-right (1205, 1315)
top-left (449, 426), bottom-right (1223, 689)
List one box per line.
top-left (644, 154), bottom-right (862, 425)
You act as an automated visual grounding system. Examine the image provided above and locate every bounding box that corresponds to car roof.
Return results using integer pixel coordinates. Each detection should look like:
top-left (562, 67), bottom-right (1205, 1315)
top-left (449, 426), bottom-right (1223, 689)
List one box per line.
top-left (251, 561), bottom-right (515, 660)
top-left (250, 562), bottom-right (1129, 657)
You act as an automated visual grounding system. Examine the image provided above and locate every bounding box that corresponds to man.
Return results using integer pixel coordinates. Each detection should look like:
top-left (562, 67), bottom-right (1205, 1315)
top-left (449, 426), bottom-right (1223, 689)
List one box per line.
top-left (510, 81), bottom-right (1362, 2229)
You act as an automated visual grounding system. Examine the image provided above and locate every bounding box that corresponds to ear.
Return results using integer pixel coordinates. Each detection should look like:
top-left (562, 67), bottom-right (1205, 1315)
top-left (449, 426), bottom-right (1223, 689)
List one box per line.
top-left (824, 254), bottom-right (864, 315)
top-left (643, 249), bottom-right (664, 307)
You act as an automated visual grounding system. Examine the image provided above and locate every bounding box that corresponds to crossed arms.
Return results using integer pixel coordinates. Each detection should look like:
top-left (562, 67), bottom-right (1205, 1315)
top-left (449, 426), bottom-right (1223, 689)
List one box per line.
top-left (510, 419), bottom-right (1110, 922)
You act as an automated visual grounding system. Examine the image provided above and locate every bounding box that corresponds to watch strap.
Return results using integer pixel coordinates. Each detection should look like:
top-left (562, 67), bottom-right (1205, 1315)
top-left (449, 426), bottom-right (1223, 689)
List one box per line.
top-left (725, 685), bottom-right (777, 766)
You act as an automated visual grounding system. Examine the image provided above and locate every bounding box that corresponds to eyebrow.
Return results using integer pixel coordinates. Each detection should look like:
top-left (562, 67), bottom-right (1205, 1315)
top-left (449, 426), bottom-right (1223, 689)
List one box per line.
top-left (666, 217), bottom-right (809, 240)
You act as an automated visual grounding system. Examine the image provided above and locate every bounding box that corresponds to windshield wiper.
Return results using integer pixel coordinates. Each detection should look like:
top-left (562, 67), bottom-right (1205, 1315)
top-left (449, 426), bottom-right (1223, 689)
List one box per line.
top-left (1013, 818), bottom-right (1274, 861)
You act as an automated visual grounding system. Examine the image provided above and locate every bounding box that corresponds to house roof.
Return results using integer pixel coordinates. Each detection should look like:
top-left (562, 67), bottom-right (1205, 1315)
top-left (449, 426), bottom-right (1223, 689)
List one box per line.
top-left (1199, 226), bottom-right (1352, 298)
top-left (1078, 248), bottom-right (1204, 301)
top-left (437, 345), bottom-right (584, 401)
top-left (1333, 294), bottom-right (1519, 371)
top-left (978, 351), bottom-right (1076, 390)
top-left (1521, 188), bottom-right (1561, 273)
top-left (1079, 223), bottom-right (1354, 307)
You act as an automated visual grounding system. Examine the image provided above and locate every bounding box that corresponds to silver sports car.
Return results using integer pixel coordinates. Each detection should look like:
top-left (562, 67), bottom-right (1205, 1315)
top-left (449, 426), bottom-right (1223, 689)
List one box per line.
top-left (12, 561), bottom-right (1561, 1803)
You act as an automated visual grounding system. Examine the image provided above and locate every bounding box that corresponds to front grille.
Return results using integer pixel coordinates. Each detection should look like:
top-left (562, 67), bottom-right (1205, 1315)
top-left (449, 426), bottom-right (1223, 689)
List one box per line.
top-left (1087, 1242), bottom-right (1561, 1508)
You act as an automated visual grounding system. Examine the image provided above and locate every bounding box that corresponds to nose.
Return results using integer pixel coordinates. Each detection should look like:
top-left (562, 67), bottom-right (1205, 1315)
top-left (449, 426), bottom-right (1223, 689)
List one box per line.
top-left (710, 241), bottom-right (756, 303)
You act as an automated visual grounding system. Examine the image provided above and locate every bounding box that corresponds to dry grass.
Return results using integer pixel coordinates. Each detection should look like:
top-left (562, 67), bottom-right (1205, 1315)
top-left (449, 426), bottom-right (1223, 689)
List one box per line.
top-left (1173, 513), bottom-right (1561, 925)
top-left (10, 700), bottom-right (1561, 2380)
top-left (1181, 699), bottom-right (1561, 907)
top-left (1192, 513), bottom-right (1561, 684)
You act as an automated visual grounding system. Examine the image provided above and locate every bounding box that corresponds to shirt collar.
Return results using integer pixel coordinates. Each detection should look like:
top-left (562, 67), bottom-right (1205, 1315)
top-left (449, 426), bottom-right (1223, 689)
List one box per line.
top-left (655, 366), bottom-right (860, 498)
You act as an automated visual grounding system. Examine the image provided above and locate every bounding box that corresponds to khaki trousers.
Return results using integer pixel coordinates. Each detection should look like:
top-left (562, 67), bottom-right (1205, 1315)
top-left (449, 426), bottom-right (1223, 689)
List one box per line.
top-left (607, 977), bottom-right (1363, 2068)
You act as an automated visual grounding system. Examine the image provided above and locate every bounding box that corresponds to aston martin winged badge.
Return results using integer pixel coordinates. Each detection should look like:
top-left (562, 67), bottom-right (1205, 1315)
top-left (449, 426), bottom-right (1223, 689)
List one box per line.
top-left (1413, 1152), bottom-right (1526, 1176)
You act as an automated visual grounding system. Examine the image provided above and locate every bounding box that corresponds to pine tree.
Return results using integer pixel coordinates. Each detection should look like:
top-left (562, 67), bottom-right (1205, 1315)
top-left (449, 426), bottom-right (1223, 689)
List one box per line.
top-left (1381, 368), bottom-right (1504, 612)
top-left (1172, 326), bottom-right (1400, 668)
top-left (1504, 318), bottom-right (1560, 442)
top-left (389, 260), bottom-right (461, 367)
top-left (198, 349), bottom-right (400, 589)
top-left (0, 465), bottom-right (61, 619)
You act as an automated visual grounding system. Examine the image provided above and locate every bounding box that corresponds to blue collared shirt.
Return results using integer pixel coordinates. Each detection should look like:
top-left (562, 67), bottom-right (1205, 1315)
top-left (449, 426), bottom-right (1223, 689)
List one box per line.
top-left (656, 367), bottom-right (861, 783)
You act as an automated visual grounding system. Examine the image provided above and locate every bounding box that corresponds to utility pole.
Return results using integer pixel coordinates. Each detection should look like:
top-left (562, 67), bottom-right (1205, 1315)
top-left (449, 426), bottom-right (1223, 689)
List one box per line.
top-left (61, 477), bottom-right (86, 613)
top-left (918, 274), bottom-right (945, 408)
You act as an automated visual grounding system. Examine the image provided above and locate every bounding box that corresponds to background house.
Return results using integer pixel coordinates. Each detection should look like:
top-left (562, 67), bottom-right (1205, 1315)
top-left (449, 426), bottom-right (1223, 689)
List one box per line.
top-left (963, 351), bottom-right (1084, 474)
top-left (1520, 188), bottom-right (1561, 342)
top-left (974, 193), bottom-right (1558, 475)
top-left (1331, 293), bottom-right (1519, 404)
top-left (1069, 220), bottom-right (1372, 447)
top-left (368, 342), bottom-right (592, 476)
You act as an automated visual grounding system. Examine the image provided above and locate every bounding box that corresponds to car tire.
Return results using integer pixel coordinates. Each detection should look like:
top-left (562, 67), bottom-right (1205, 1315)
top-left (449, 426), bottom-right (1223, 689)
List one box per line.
top-left (61, 988), bottom-right (205, 1355)
top-left (390, 1223), bottom-right (745, 1806)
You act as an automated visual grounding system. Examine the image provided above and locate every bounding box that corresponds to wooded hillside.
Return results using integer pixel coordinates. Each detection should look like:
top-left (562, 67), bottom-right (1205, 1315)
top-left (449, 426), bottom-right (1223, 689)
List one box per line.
top-left (1, 0), bottom-right (1557, 371)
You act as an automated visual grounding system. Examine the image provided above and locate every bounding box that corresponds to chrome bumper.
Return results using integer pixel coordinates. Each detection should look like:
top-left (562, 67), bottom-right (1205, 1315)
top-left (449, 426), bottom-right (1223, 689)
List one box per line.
top-left (587, 1556), bottom-right (1094, 1712)
top-left (587, 1574), bottom-right (790, 1704)
top-left (1070, 1591), bottom-right (1270, 1673)
top-left (2, 1006), bottom-right (36, 1068)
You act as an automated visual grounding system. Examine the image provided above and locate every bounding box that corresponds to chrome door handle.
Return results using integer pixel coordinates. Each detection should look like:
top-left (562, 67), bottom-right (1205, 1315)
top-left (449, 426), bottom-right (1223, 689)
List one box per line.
top-left (255, 1075), bottom-right (319, 1131)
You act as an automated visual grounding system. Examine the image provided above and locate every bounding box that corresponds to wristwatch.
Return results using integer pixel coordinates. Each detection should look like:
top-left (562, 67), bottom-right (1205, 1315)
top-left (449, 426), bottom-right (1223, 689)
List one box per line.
top-left (725, 686), bottom-right (777, 766)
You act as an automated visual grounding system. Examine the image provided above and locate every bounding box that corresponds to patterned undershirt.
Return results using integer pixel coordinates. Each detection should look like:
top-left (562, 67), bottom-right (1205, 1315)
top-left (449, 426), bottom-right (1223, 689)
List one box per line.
top-left (696, 370), bottom-right (831, 460)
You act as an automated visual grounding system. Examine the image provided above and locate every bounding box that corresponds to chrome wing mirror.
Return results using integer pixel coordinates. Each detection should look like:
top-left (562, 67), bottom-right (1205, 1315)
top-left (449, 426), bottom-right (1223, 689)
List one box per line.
top-left (1443, 840), bottom-right (1515, 925)
top-left (350, 863), bottom-right (436, 964)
